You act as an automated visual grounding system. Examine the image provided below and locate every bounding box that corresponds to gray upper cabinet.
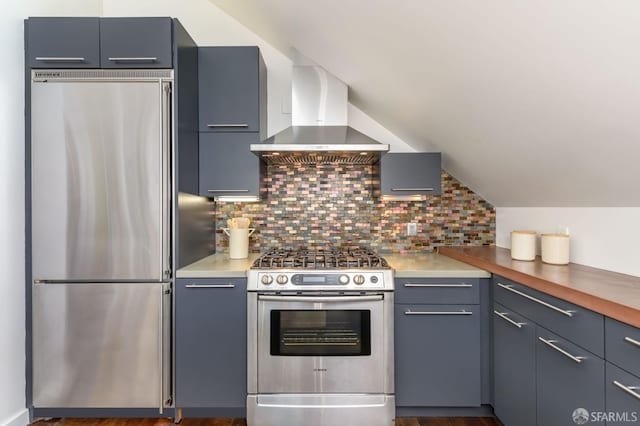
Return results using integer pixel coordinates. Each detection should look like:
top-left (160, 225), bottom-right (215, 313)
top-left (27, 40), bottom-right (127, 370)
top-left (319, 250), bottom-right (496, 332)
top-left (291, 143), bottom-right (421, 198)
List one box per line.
top-left (175, 278), bottom-right (247, 409)
top-left (380, 152), bottom-right (441, 197)
top-left (199, 133), bottom-right (263, 198)
top-left (26, 17), bottom-right (100, 68)
top-left (198, 47), bottom-right (267, 136)
top-left (100, 18), bottom-right (173, 68)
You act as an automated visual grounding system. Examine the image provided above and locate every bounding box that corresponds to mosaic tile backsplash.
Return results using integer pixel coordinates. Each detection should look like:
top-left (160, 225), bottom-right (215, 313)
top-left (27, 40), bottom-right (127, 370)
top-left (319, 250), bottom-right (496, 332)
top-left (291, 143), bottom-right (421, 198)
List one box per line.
top-left (213, 164), bottom-right (495, 253)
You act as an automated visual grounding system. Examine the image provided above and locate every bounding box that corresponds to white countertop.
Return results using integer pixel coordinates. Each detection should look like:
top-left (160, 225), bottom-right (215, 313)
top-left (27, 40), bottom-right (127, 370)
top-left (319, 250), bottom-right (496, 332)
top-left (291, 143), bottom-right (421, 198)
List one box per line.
top-left (384, 253), bottom-right (490, 278)
top-left (176, 253), bottom-right (259, 278)
top-left (176, 252), bottom-right (489, 279)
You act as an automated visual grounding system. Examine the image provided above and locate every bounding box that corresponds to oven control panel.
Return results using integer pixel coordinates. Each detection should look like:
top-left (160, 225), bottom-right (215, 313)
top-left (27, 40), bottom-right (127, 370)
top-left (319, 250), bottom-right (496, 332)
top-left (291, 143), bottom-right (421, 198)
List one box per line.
top-left (252, 271), bottom-right (392, 291)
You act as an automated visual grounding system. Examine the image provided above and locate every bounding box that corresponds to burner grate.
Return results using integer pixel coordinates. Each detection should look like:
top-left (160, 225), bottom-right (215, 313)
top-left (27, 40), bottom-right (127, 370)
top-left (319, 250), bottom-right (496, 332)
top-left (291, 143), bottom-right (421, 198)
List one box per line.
top-left (252, 246), bottom-right (390, 270)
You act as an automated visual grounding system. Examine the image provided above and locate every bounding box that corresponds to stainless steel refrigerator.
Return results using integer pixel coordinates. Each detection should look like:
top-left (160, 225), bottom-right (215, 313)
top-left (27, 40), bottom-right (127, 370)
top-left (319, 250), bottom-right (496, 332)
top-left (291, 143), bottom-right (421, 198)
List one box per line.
top-left (30, 69), bottom-right (173, 410)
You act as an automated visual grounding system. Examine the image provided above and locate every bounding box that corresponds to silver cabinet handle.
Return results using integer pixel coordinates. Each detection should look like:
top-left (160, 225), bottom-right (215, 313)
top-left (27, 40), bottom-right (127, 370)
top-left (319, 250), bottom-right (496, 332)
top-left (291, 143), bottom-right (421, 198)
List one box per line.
top-left (404, 310), bottom-right (472, 315)
top-left (207, 124), bottom-right (249, 128)
top-left (404, 283), bottom-right (472, 288)
top-left (207, 189), bottom-right (250, 193)
top-left (35, 57), bottom-right (85, 62)
top-left (624, 336), bottom-right (640, 348)
top-left (497, 282), bottom-right (575, 317)
top-left (185, 284), bottom-right (235, 288)
top-left (108, 57), bottom-right (158, 62)
top-left (613, 380), bottom-right (640, 401)
top-left (391, 188), bottom-right (434, 191)
top-left (538, 337), bottom-right (585, 363)
top-left (493, 310), bottom-right (526, 329)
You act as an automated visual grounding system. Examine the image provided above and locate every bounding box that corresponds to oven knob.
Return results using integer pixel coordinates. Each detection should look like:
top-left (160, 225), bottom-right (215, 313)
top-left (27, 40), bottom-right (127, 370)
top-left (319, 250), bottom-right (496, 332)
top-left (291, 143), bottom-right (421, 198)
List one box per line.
top-left (338, 274), bottom-right (350, 285)
top-left (354, 274), bottom-right (366, 285)
top-left (261, 275), bottom-right (273, 285)
top-left (276, 274), bottom-right (289, 285)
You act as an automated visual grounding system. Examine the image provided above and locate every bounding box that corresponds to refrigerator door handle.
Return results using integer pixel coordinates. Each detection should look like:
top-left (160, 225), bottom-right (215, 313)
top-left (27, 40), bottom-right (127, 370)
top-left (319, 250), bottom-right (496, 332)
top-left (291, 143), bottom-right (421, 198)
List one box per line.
top-left (161, 81), bottom-right (172, 281)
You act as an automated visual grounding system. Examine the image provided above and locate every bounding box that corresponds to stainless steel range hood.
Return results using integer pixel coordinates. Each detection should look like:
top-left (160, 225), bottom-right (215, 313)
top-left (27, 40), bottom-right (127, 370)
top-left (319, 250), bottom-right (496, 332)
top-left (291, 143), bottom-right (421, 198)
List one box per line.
top-left (251, 66), bottom-right (389, 164)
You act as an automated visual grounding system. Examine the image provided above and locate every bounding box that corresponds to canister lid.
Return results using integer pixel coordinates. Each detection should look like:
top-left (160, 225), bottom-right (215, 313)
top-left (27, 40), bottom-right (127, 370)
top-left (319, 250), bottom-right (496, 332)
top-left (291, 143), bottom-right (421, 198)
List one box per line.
top-left (541, 233), bottom-right (570, 238)
top-left (512, 230), bottom-right (537, 235)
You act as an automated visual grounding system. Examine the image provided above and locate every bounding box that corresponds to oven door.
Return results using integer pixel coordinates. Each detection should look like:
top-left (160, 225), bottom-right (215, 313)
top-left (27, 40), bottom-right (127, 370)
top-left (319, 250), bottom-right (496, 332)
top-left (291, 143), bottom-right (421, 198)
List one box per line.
top-left (257, 293), bottom-right (387, 394)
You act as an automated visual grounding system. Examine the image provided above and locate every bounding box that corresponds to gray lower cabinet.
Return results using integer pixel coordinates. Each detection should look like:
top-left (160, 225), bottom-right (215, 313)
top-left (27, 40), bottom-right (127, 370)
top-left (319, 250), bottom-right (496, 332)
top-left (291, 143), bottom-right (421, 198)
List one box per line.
top-left (380, 152), bottom-right (441, 197)
top-left (100, 18), bottom-right (173, 68)
top-left (536, 328), bottom-right (605, 426)
top-left (492, 303), bottom-right (536, 426)
top-left (395, 303), bottom-right (481, 407)
top-left (606, 362), bottom-right (640, 425)
top-left (198, 47), bottom-right (267, 136)
top-left (198, 133), bottom-right (264, 198)
top-left (26, 17), bottom-right (100, 68)
top-left (175, 278), bottom-right (247, 409)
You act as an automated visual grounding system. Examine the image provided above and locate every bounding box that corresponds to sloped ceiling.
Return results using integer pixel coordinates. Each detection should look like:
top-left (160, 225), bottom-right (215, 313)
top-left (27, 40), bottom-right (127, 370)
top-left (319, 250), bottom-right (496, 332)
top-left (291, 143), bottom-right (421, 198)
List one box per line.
top-left (211, 0), bottom-right (640, 207)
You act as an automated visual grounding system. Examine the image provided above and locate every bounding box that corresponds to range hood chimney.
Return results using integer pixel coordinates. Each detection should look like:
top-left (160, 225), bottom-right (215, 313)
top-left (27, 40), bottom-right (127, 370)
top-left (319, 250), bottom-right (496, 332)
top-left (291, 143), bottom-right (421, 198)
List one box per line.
top-left (251, 66), bottom-right (389, 164)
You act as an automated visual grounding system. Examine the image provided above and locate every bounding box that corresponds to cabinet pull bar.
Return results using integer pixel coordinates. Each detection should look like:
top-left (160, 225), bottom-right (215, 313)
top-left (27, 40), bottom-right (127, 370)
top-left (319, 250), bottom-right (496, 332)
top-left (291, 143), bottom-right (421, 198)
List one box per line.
top-left (613, 381), bottom-right (640, 401)
top-left (404, 283), bottom-right (472, 288)
top-left (108, 57), bottom-right (158, 62)
top-left (391, 188), bottom-right (434, 191)
top-left (207, 189), bottom-right (250, 193)
top-left (185, 284), bottom-right (235, 288)
top-left (404, 310), bottom-right (472, 316)
top-left (624, 336), bottom-right (640, 348)
top-left (538, 337), bottom-right (585, 363)
top-left (35, 57), bottom-right (85, 62)
top-left (207, 124), bottom-right (249, 128)
top-left (493, 310), bottom-right (525, 328)
top-left (497, 283), bottom-right (575, 317)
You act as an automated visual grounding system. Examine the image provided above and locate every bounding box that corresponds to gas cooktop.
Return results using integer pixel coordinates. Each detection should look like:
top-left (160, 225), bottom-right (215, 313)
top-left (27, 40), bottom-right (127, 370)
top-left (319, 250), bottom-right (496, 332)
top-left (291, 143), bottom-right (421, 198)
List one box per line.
top-left (251, 246), bottom-right (390, 270)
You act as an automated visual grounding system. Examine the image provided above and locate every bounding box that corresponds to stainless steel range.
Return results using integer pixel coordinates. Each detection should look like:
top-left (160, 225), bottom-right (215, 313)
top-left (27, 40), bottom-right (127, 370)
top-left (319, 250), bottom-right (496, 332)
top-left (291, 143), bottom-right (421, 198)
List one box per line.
top-left (247, 247), bottom-right (395, 426)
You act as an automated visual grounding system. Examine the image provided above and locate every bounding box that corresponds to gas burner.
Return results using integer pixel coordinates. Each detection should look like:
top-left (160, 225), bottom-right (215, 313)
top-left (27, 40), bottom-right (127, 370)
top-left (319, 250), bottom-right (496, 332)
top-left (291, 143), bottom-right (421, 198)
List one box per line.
top-left (252, 246), bottom-right (390, 270)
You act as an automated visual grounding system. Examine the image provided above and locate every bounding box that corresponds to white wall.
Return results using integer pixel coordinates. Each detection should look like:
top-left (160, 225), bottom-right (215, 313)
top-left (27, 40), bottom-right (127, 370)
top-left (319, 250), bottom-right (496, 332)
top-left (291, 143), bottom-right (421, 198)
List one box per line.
top-left (0, 1), bottom-right (27, 423)
top-left (497, 208), bottom-right (640, 277)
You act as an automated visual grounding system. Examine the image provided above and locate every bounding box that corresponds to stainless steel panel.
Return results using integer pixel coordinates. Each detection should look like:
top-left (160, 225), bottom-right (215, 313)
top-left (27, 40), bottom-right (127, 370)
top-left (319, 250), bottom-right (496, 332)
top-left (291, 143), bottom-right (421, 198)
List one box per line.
top-left (32, 283), bottom-right (169, 408)
top-left (31, 76), bottom-right (170, 281)
top-left (247, 394), bottom-right (395, 426)
top-left (256, 295), bottom-right (388, 394)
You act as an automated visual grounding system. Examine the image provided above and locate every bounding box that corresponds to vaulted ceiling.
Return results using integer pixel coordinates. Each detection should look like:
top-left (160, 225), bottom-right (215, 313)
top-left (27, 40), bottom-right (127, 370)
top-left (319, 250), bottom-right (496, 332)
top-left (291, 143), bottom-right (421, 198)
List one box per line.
top-left (211, 0), bottom-right (640, 207)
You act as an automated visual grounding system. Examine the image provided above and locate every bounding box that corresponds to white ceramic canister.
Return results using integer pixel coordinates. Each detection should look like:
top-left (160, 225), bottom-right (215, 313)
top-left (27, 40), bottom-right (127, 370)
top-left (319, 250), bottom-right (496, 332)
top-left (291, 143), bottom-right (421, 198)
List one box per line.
top-left (541, 233), bottom-right (570, 265)
top-left (511, 230), bottom-right (537, 261)
top-left (223, 228), bottom-right (256, 259)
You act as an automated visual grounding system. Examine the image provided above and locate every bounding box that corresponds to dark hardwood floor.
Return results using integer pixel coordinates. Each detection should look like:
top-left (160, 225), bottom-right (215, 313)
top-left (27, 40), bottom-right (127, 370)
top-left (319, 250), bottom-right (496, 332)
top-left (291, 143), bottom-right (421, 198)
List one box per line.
top-left (32, 417), bottom-right (500, 426)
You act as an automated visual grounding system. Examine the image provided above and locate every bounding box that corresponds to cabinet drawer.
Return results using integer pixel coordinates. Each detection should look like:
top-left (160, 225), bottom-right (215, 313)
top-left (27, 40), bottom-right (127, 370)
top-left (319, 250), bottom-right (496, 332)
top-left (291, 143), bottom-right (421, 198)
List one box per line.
top-left (395, 278), bottom-right (479, 304)
top-left (606, 318), bottom-right (640, 378)
top-left (536, 327), bottom-right (605, 426)
top-left (27, 18), bottom-right (100, 68)
top-left (100, 18), bottom-right (173, 68)
top-left (606, 362), bottom-right (640, 424)
top-left (493, 276), bottom-right (604, 357)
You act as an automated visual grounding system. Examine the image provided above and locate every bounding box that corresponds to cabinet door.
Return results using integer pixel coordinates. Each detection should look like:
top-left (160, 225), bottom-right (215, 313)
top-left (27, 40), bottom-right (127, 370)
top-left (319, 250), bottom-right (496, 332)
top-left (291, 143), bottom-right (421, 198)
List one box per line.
top-left (199, 133), bottom-right (262, 198)
top-left (536, 328), bottom-right (605, 426)
top-left (26, 18), bottom-right (100, 68)
top-left (606, 362), bottom-right (640, 425)
top-left (395, 304), bottom-right (480, 407)
top-left (380, 153), bottom-right (441, 196)
top-left (492, 303), bottom-right (536, 426)
top-left (100, 18), bottom-right (173, 68)
top-left (198, 47), bottom-right (262, 133)
top-left (175, 278), bottom-right (247, 408)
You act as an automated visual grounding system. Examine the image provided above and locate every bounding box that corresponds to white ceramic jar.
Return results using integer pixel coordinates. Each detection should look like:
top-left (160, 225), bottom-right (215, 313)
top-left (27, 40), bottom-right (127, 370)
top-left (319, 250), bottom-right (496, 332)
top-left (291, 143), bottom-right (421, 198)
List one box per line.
top-left (511, 230), bottom-right (537, 261)
top-left (541, 233), bottom-right (570, 265)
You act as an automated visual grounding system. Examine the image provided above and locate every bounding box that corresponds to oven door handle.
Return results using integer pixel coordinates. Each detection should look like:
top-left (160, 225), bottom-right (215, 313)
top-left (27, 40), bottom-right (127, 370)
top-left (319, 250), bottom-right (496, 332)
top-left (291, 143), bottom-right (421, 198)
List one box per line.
top-left (258, 295), bottom-right (384, 303)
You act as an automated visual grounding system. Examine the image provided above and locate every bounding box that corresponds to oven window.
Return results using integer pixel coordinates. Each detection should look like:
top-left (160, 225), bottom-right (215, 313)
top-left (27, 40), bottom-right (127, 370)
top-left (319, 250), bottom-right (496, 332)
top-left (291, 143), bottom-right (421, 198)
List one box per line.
top-left (270, 310), bottom-right (371, 356)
